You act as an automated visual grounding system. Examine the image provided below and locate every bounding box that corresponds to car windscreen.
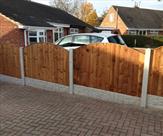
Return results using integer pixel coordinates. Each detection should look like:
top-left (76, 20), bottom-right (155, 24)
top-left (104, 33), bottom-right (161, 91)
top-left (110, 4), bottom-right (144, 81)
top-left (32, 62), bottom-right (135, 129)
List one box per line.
top-left (107, 35), bottom-right (125, 45)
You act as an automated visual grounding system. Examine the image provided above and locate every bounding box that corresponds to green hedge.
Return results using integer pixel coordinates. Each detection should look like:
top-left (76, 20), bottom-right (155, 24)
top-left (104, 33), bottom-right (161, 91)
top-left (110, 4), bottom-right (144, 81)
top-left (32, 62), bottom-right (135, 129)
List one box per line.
top-left (122, 35), bottom-right (163, 48)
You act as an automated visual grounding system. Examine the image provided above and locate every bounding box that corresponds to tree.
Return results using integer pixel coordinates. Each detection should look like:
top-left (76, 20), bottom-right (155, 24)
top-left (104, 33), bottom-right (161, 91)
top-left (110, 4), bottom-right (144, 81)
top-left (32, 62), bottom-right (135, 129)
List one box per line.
top-left (50, 0), bottom-right (82, 17)
top-left (79, 2), bottom-right (99, 26)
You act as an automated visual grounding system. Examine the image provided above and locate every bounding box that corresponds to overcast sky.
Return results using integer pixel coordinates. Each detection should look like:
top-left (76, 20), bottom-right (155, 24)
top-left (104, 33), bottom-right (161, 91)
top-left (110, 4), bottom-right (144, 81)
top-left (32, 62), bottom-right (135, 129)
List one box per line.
top-left (32, 0), bottom-right (163, 15)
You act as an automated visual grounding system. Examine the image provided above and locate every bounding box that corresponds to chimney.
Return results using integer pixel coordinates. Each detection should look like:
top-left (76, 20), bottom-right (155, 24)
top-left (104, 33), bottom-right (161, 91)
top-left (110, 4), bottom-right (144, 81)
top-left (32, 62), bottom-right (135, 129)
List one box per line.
top-left (134, 1), bottom-right (141, 8)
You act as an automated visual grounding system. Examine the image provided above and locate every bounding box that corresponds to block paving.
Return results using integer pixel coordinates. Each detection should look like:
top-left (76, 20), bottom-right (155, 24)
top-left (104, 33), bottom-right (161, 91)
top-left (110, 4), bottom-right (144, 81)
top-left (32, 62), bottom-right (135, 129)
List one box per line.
top-left (0, 82), bottom-right (163, 136)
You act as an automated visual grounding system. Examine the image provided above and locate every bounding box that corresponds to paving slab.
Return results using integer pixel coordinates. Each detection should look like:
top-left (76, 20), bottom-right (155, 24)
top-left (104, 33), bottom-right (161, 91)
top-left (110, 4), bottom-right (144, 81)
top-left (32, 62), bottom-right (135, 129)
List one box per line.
top-left (0, 82), bottom-right (163, 136)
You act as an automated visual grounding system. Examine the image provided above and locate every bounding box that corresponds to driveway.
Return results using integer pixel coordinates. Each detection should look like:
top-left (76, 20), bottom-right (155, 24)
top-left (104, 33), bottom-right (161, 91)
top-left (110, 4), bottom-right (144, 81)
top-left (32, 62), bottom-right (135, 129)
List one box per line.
top-left (0, 82), bottom-right (163, 136)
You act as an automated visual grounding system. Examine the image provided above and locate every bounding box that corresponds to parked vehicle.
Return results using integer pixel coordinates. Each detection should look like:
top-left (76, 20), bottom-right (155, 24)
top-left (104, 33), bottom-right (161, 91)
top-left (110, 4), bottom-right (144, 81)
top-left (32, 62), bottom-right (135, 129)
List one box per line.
top-left (55, 33), bottom-right (126, 50)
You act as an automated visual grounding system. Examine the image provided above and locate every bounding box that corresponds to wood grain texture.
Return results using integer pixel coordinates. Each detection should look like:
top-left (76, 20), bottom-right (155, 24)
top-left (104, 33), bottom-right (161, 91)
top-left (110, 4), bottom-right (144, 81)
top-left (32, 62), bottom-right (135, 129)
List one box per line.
top-left (24, 43), bottom-right (69, 85)
top-left (0, 44), bottom-right (21, 78)
top-left (148, 46), bottom-right (163, 96)
top-left (74, 43), bottom-right (145, 97)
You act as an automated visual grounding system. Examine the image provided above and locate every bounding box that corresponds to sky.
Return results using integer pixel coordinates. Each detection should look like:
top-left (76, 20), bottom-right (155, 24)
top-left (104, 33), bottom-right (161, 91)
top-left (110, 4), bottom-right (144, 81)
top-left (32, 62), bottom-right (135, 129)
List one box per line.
top-left (32, 0), bottom-right (163, 15)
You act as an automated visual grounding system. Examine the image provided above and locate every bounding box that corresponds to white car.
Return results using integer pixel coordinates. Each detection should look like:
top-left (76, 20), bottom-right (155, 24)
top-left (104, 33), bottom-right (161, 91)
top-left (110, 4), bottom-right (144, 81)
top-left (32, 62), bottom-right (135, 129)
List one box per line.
top-left (55, 33), bottom-right (126, 50)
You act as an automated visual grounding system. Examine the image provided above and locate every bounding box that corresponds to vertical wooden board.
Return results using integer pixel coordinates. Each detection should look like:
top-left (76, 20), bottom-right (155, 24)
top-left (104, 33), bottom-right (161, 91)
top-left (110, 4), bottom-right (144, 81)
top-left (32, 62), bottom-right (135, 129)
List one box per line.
top-left (53, 46), bottom-right (58, 83)
top-left (156, 48), bottom-right (163, 96)
top-left (101, 45), bottom-right (111, 90)
top-left (58, 48), bottom-right (63, 84)
top-left (96, 45), bottom-right (103, 89)
top-left (109, 44), bottom-right (116, 91)
top-left (127, 49), bottom-right (132, 95)
top-left (28, 45), bottom-right (32, 78)
top-left (14, 47), bottom-right (20, 78)
top-left (74, 48), bottom-right (81, 84)
top-left (0, 45), bottom-right (2, 73)
top-left (102, 45), bottom-right (111, 90)
top-left (113, 44), bottom-right (120, 92)
top-left (24, 47), bottom-right (30, 77)
top-left (64, 50), bottom-right (69, 85)
top-left (104, 45), bottom-right (111, 90)
top-left (132, 52), bottom-right (139, 96)
top-left (148, 47), bottom-right (163, 96)
top-left (119, 47), bottom-right (129, 94)
top-left (118, 46), bottom-right (126, 93)
top-left (0, 45), bottom-right (4, 74)
top-left (33, 45), bottom-right (38, 79)
top-left (45, 45), bottom-right (50, 82)
top-left (137, 53), bottom-right (144, 96)
top-left (149, 50), bottom-right (155, 95)
top-left (37, 45), bottom-right (41, 79)
top-left (48, 45), bottom-right (53, 82)
top-left (56, 46), bottom-right (61, 84)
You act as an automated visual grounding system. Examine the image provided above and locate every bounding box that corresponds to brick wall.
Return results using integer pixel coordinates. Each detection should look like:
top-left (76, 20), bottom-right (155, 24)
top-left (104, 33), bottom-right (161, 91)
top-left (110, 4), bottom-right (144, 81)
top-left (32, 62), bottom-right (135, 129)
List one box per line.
top-left (158, 31), bottom-right (163, 35)
top-left (0, 15), bottom-right (24, 47)
top-left (47, 30), bottom-right (53, 43)
top-left (64, 28), bottom-right (69, 36)
top-left (100, 6), bottom-right (128, 35)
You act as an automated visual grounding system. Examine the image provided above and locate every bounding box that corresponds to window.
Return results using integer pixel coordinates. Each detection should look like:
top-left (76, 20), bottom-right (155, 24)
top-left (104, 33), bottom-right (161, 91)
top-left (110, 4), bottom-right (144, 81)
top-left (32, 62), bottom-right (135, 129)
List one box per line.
top-left (149, 30), bottom-right (158, 36)
top-left (107, 35), bottom-right (125, 45)
top-left (91, 36), bottom-right (104, 43)
top-left (28, 30), bottom-right (46, 44)
top-left (54, 27), bottom-right (64, 42)
top-left (128, 30), bottom-right (136, 35)
top-left (135, 30), bottom-right (147, 36)
top-left (70, 28), bottom-right (79, 34)
top-left (73, 35), bottom-right (90, 44)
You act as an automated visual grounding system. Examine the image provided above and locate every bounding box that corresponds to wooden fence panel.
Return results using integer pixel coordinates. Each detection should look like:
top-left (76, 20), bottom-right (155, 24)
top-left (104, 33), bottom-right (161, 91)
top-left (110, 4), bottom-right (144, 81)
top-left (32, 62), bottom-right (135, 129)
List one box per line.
top-left (24, 43), bottom-right (69, 85)
top-left (0, 45), bottom-right (2, 74)
top-left (74, 43), bottom-right (145, 97)
top-left (0, 44), bottom-right (21, 78)
top-left (148, 46), bottom-right (163, 96)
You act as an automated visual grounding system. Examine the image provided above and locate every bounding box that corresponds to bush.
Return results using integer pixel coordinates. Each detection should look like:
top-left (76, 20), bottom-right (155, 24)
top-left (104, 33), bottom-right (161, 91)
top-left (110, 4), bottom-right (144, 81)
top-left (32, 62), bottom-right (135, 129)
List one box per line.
top-left (122, 35), bottom-right (163, 48)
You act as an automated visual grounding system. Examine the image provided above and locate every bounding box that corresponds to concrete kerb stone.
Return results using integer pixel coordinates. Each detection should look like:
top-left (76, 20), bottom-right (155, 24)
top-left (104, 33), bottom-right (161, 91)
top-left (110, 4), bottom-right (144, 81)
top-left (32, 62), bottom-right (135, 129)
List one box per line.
top-left (74, 84), bottom-right (141, 106)
top-left (0, 74), bottom-right (25, 85)
top-left (147, 95), bottom-right (163, 109)
top-left (25, 77), bottom-right (69, 93)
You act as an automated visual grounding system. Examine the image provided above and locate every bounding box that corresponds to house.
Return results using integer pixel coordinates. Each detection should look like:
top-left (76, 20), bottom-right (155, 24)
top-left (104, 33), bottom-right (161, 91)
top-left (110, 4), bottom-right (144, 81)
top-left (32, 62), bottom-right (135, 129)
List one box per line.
top-left (100, 6), bottom-right (163, 36)
top-left (0, 0), bottom-right (94, 47)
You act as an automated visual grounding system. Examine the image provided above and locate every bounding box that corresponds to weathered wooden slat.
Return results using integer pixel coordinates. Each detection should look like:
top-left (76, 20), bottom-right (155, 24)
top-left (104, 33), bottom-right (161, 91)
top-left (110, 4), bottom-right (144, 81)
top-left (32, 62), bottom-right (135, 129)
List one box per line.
top-left (148, 46), bottom-right (163, 96)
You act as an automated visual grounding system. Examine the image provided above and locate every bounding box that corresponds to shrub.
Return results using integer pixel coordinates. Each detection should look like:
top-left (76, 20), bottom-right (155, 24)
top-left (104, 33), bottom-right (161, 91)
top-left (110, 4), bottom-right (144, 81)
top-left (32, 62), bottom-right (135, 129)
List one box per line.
top-left (122, 35), bottom-right (163, 48)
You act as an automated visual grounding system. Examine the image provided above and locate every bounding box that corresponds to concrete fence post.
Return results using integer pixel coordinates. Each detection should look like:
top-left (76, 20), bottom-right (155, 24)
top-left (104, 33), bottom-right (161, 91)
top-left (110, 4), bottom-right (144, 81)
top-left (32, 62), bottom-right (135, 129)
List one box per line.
top-left (140, 48), bottom-right (151, 108)
top-left (69, 49), bottom-right (74, 94)
top-left (19, 47), bottom-right (25, 85)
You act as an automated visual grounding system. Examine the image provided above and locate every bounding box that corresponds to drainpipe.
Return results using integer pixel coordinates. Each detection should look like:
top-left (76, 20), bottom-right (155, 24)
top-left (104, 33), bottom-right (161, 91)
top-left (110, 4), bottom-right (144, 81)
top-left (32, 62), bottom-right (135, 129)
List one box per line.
top-left (24, 29), bottom-right (27, 47)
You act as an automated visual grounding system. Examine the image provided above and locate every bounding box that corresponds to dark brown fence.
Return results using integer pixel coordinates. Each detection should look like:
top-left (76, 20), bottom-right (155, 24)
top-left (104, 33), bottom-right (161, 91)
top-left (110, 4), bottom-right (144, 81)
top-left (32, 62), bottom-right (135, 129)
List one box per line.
top-left (24, 43), bottom-right (69, 85)
top-left (1, 42), bottom-right (163, 98)
top-left (148, 47), bottom-right (163, 96)
top-left (0, 44), bottom-right (21, 78)
top-left (74, 43), bottom-right (145, 97)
